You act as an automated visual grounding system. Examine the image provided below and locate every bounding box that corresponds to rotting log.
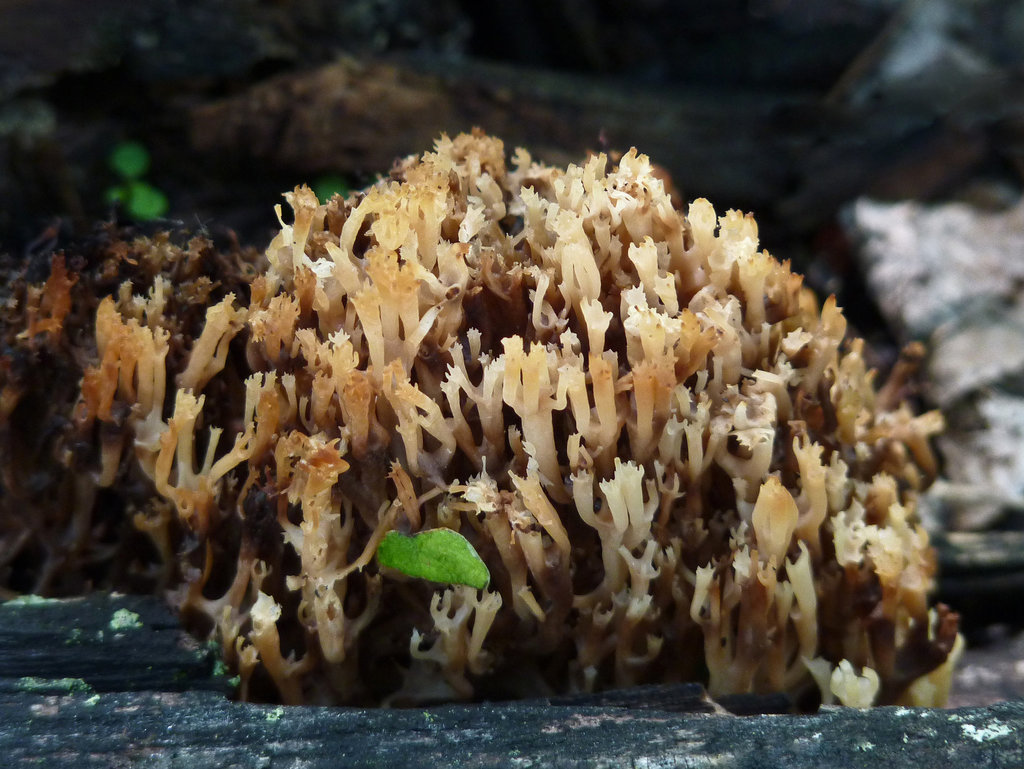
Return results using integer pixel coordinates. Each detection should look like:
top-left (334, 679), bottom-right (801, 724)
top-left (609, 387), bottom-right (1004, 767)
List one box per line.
top-left (184, 54), bottom-right (839, 221)
top-left (4, 689), bottom-right (1024, 769)
top-left (187, 53), bottom-right (1023, 239)
top-left (0, 593), bottom-right (226, 694)
top-left (936, 531), bottom-right (1024, 627)
top-left (1, 593), bottom-right (1023, 768)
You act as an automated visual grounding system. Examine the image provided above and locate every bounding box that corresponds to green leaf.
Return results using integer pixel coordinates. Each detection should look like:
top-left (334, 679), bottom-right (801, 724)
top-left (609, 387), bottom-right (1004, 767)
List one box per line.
top-left (109, 141), bottom-right (151, 179)
top-left (377, 529), bottom-right (490, 589)
top-left (124, 181), bottom-right (169, 220)
top-left (312, 173), bottom-right (351, 203)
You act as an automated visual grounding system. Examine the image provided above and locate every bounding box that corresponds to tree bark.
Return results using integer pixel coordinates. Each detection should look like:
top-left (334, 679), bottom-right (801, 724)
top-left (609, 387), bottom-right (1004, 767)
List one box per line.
top-left (1, 593), bottom-right (1022, 768)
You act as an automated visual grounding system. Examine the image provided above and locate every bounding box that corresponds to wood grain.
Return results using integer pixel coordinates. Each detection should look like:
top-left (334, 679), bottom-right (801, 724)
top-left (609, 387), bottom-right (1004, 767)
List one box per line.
top-left (1, 593), bottom-right (1022, 768)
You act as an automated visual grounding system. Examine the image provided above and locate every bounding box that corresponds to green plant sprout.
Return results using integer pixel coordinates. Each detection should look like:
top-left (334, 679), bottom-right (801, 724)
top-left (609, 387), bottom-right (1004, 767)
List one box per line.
top-left (312, 173), bottom-right (351, 202)
top-left (377, 529), bottom-right (490, 589)
top-left (109, 141), bottom-right (150, 178)
top-left (105, 140), bottom-right (168, 220)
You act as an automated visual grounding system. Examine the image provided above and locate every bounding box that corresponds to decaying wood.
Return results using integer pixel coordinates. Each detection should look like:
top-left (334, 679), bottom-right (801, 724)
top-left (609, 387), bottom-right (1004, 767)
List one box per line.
top-left (186, 54), bottom-right (800, 213)
top-left (1, 593), bottom-right (1022, 767)
top-left (188, 55), bottom-right (790, 195)
top-left (936, 531), bottom-right (1024, 627)
top-left (0, 593), bottom-right (225, 694)
top-left (3, 689), bottom-right (1023, 769)
top-left (188, 51), bottom-right (1024, 239)
top-left (937, 532), bottom-right (1024, 575)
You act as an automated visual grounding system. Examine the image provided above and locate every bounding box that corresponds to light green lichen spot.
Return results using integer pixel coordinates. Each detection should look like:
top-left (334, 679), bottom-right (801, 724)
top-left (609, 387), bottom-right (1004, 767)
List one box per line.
top-left (109, 608), bottom-right (143, 631)
top-left (266, 706), bottom-right (285, 722)
top-left (961, 721), bottom-right (1012, 742)
top-left (4, 594), bottom-right (57, 606)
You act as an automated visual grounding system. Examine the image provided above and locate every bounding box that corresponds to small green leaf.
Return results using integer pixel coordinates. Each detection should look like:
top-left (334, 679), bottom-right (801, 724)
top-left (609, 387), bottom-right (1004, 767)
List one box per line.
top-left (109, 141), bottom-right (151, 179)
top-left (312, 173), bottom-right (351, 202)
top-left (377, 529), bottom-right (490, 589)
top-left (124, 181), bottom-right (169, 220)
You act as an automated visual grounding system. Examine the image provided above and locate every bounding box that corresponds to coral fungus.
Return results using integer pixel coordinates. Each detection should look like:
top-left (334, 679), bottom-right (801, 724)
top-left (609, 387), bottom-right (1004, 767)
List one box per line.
top-left (16, 131), bottom-right (961, 708)
top-left (0, 230), bottom-right (259, 597)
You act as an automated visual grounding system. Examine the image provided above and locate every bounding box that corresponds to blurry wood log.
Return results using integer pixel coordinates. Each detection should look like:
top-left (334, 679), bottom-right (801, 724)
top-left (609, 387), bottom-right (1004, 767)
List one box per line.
top-left (2, 592), bottom-right (1024, 767)
top-left (187, 53), bottom-right (1023, 241)
top-left (937, 531), bottom-right (1024, 574)
top-left (188, 55), bottom-right (813, 219)
top-left (936, 531), bottom-right (1024, 627)
top-left (188, 55), bottom-right (794, 207)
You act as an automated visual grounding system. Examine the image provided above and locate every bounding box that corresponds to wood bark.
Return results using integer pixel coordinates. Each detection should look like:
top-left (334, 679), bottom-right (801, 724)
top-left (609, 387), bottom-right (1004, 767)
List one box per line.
top-left (1, 593), bottom-right (1022, 768)
top-left (187, 52), bottom-right (1021, 240)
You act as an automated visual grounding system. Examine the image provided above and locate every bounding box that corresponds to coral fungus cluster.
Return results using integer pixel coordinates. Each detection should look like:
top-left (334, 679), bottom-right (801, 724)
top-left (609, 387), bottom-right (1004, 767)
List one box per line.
top-left (0, 231), bottom-right (259, 596)
top-left (5, 131), bottom-right (960, 708)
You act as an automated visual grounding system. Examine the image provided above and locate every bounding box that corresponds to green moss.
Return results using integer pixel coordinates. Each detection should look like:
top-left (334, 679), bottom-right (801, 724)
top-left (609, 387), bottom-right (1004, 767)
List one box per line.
top-left (17, 677), bottom-right (93, 695)
top-left (201, 639), bottom-right (223, 662)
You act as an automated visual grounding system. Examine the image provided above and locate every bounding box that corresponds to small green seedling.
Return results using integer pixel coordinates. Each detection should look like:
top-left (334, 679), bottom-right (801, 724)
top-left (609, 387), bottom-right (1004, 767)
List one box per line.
top-left (312, 173), bottom-right (351, 203)
top-left (109, 141), bottom-right (151, 179)
top-left (377, 529), bottom-right (490, 589)
top-left (105, 141), bottom-right (169, 220)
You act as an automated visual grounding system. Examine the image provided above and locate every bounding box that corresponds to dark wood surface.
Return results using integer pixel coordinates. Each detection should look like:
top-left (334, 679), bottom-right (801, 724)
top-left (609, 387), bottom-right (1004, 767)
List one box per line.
top-left (936, 532), bottom-right (1024, 629)
top-left (1, 593), bottom-right (1022, 768)
top-left (6, 688), bottom-right (1024, 769)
